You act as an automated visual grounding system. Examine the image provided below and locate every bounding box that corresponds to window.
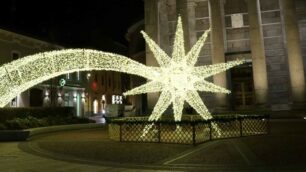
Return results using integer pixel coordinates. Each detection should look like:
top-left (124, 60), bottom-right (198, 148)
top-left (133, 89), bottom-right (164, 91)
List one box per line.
top-left (64, 93), bottom-right (70, 106)
top-left (93, 99), bottom-right (98, 114)
top-left (11, 51), bottom-right (20, 60)
top-left (112, 95), bottom-right (116, 104)
top-left (113, 73), bottom-right (116, 91)
top-left (77, 71), bottom-right (80, 81)
top-left (101, 75), bottom-right (104, 86)
top-left (11, 97), bottom-right (17, 107)
top-left (86, 73), bottom-right (91, 80)
top-left (112, 95), bottom-right (123, 104)
top-left (66, 73), bottom-right (70, 80)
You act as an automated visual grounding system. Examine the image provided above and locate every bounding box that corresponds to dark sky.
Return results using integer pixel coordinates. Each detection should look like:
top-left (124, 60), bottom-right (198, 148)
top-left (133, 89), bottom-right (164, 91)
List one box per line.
top-left (0, 0), bottom-right (144, 53)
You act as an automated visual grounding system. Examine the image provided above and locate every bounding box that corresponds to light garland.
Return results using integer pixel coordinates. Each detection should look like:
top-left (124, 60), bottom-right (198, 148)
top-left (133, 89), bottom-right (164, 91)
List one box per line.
top-left (123, 17), bottom-right (245, 126)
top-left (0, 49), bottom-right (157, 107)
top-left (0, 17), bottom-right (244, 136)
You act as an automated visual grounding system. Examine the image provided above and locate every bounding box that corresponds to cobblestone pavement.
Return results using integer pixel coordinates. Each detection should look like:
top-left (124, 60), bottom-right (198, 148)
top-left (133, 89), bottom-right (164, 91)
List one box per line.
top-left (0, 142), bottom-right (182, 172)
top-left (1, 119), bottom-right (306, 171)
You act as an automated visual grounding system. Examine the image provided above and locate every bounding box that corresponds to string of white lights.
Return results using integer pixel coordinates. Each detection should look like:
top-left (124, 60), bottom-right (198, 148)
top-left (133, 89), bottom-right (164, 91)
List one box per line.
top-left (172, 17), bottom-right (185, 63)
top-left (0, 16), bottom-right (245, 138)
top-left (0, 49), bottom-right (157, 107)
top-left (141, 32), bottom-right (171, 67)
top-left (193, 59), bottom-right (245, 78)
top-left (186, 28), bottom-right (211, 66)
top-left (123, 16), bottom-right (245, 136)
top-left (194, 80), bottom-right (230, 94)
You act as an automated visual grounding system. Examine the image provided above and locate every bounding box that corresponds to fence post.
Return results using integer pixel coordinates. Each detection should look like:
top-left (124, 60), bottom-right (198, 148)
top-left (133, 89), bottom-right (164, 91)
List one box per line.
top-left (192, 122), bottom-right (196, 146)
top-left (119, 123), bottom-right (122, 142)
top-left (209, 121), bottom-right (212, 140)
top-left (158, 122), bottom-right (161, 143)
top-left (239, 118), bottom-right (243, 137)
top-left (267, 115), bottom-right (271, 135)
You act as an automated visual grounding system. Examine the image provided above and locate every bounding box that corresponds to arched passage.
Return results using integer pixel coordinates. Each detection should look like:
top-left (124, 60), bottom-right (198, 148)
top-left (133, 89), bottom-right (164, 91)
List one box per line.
top-left (0, 49), bottom-right (157, 107)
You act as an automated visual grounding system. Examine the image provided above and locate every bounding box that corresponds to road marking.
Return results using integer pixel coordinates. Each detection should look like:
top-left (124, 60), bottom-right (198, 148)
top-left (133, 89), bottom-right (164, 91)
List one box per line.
top-left (230, 140), bottom-right (251, 165)
top-left (163, 141), bottom-right (217, 165)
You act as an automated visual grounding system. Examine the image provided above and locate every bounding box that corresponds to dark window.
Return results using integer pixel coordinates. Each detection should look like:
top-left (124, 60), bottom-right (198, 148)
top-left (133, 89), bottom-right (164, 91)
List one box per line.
top-left (12, 52), bottom-right (20, 60)
top-left (113, 73), bottom-right (116, 91)
top-left (101, 75), bottom-right (104, 86)
top-left (11, 97), bottom-right (17, 107)
top-left (95, 74), bottom-right (98, 82)
top-left (30, 89), bottom-right (43, 107)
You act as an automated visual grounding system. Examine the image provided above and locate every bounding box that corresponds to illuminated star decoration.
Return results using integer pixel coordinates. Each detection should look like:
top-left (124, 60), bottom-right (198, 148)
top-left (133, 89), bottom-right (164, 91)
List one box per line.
top-left (123, 16), bottom-right (244, 124)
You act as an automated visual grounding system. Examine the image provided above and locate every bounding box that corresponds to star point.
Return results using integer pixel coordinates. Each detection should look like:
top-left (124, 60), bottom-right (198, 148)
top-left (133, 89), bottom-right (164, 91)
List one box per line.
top-left (124, 16), bottom-right (244, 122)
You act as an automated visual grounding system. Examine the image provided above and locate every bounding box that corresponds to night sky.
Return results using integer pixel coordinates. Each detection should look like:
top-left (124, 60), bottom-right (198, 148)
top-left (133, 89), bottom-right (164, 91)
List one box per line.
top-left (0, 0), bottom-right (144, 53)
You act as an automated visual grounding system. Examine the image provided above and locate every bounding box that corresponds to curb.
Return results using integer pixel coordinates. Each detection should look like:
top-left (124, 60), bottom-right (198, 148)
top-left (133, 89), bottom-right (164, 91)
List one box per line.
top-left (0, 123), bottom-right (104, 141)
top-left (0, 130), bottom-right (30, 141)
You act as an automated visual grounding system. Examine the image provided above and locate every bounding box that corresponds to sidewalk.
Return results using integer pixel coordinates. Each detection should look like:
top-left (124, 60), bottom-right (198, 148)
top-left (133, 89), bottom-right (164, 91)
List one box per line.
top-left (1, 119), bottom-right (306, 171)
top-left (0, 142), bottom-right (179, 172)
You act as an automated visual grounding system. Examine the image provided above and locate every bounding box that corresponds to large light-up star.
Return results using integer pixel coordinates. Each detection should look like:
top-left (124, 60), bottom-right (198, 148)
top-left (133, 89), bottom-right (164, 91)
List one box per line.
top-left (123, 17), bottom-right (244, 122)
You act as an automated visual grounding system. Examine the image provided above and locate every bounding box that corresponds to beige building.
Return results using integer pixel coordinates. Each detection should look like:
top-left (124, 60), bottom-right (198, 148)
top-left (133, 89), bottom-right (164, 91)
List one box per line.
top-left (0, 28), bottom-right (87, 116)
top-left (142, 0), bottom-right (306, 112)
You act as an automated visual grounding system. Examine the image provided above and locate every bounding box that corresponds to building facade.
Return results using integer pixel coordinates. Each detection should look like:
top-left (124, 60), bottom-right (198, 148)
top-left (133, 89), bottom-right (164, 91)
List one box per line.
top-left (144, 0), bottom-right (306, 112)
top-left (0, 28), bottom-right (87, 116)
top-left (86, 70), bottom-right (123, 116)
top-left (125, 20), bottom-right (147, 115)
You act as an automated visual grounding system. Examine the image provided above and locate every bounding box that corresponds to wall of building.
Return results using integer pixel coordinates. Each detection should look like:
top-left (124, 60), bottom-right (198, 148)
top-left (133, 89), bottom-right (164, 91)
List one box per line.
top-left (0, 29), bottom-right (61, 63)
top-left (193, 0), bottom-right (215, 110)
top-left (144, 0), bottom-right (306, 111)
top-left (296, 0), bottom-right (306, 76)
top-left (126, 20), bottom-right (147, 115)
top-left (86, 70), bottom-right (123, 116)
top-left (0, 29), bottom-right (88, 117)
top-left (0, 29), bottom-right (63, 108)
top-left (258, 0), bottom-right (290, 109)
top-left (53, 71), bottom-right (86, 117)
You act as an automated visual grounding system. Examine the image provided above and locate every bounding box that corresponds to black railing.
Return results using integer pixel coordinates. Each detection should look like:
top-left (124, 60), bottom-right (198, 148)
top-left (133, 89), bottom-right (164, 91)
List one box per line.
top-left (108, 115), bottom-right (269, 145)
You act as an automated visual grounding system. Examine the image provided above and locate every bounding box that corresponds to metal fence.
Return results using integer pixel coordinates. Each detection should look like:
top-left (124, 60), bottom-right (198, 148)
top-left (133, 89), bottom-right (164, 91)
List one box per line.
top-left (108, 115), bottom-right (269, 145)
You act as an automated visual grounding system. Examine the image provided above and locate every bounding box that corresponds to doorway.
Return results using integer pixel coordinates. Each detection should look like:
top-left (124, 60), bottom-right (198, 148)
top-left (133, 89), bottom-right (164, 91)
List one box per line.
top-left (30, 88), bottom-right (43, 107)
top-left (230, 62), bottom-right (254, 110)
